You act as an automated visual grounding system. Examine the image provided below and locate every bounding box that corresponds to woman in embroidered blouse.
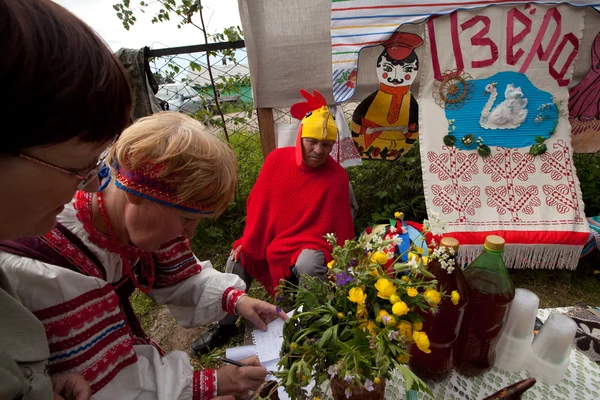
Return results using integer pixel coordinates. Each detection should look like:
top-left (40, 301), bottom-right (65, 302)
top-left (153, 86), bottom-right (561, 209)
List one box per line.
top-left (0, 0), bottom-right (132, 399)
top-left (0, 112), bottom-right (287, 400)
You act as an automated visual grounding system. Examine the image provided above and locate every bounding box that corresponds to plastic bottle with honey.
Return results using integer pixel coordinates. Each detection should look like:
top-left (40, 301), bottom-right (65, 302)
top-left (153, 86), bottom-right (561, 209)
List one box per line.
top-left (454, 235), bottom-right (515, 376)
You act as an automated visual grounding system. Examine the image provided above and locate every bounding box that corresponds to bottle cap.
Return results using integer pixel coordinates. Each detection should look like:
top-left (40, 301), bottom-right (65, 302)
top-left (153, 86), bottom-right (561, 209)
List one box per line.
top-left (484, 235), bottom-right (505, 251)
top-left (440, 237), bottom-right (459, 252)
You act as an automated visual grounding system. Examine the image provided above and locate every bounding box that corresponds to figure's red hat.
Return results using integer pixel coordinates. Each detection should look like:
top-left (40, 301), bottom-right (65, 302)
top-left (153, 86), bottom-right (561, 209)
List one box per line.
top-left (382, 32), bottom-right (424, 60)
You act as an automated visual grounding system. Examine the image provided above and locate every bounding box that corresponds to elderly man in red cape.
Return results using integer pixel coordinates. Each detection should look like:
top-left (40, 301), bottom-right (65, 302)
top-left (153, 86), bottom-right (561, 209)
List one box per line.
top-left (192, 90), bottom-right (356, 352)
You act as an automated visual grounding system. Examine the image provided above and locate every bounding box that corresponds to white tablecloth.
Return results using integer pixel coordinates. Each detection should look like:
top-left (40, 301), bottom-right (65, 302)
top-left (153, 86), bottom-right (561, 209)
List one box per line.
top-left (377, 307), bottom-right (600, 400)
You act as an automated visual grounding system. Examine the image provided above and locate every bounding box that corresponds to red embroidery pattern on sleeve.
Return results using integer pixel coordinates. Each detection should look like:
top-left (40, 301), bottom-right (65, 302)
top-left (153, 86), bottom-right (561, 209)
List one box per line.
top-left (193, 369), bottom-right (217, 400)
top-left (221, 287), bottom-right (246, 315)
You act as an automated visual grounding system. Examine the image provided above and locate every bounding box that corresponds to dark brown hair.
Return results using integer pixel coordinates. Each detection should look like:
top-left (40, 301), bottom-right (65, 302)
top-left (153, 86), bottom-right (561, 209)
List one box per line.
top-left (0, 0), bottom-right (132, 153)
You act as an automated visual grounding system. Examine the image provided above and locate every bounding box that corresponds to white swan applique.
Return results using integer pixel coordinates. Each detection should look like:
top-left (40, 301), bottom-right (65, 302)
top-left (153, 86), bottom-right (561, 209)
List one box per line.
top-left (479, 82), bottom-right (529, 129)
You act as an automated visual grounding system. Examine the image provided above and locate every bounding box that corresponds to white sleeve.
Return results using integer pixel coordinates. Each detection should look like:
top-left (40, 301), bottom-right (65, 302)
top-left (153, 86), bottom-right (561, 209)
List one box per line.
top-left (148, 259), bottom-right (246, 328)
top-left (91, 345), bottom-right (217, 400)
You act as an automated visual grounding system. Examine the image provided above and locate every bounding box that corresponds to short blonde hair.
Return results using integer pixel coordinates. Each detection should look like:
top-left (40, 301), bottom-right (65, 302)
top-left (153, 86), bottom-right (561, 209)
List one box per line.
top-left (106, 112), bottom-right (237, 217)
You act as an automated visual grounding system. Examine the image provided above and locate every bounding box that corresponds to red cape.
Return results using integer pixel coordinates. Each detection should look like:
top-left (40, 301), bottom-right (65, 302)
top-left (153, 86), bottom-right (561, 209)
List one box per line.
top-left (234, 147), bottom-right (355, 295)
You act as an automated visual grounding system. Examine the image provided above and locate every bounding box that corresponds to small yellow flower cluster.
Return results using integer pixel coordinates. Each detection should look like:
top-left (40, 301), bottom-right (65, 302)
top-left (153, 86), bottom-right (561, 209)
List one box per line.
top-left (370, 251), bottom-right (388, 265)
top-left (392, 301), bottom-right (409, 316)
top-left (408, 251), bottom-right (429, 265)
top-left (424, 288), bottom-right (442, 305)
top-left (451, 290), bottom-right (461, 305)
top-left (376, 309), bottom-right (397, 326)
top-left (397, 320), bottom-right (412, 340)
top-left (413, 331), bottom-right (431, 354)
top-left (348, 287), bottom-right (367, 304)
top-left (374, 278), bottom-right (396, 299)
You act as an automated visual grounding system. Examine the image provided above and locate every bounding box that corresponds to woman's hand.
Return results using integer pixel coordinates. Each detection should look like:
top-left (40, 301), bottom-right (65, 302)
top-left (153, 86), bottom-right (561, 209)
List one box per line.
top-left (217, 356), bottom-right (267, 400)
top-left (230, 245), bottom-right (242, 262)
top-left (235, 296), bottom-right (288, 331)
top-left (52, 372), bottom-right (91, 400)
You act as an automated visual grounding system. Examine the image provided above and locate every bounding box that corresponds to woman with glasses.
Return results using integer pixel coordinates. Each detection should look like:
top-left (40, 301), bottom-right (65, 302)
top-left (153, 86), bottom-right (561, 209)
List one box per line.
top-left (0, 112), bottom-right (288, 400)
top-left (0, 0), bottom-right (132, 399)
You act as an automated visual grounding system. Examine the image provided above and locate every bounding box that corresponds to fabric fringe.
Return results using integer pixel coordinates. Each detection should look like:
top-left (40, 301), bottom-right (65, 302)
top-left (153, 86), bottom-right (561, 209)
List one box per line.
top-left (457, 244), bottom-right (583, 271)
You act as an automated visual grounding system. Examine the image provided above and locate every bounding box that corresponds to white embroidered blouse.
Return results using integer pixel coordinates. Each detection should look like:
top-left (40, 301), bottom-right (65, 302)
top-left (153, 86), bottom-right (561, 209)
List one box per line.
top-left (0, 192), bottom-right (246, 400)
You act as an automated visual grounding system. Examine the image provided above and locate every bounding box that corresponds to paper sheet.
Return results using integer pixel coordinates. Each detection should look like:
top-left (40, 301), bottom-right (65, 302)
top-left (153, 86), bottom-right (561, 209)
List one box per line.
top-left (225, 345), bottom-right (256, 361)
top-left (251, 318), bottom-right (286, 363)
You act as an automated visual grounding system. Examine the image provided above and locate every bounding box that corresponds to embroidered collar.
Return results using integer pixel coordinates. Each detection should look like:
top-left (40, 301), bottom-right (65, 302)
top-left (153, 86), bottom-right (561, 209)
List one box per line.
top-left (73, 190), bottom-right (155, 292)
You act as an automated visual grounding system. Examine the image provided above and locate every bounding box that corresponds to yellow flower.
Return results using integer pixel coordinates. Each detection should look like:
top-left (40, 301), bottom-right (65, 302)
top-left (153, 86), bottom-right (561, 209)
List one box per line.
top-left (394, 211), bottom-right (404, 220)
top-left (290, 342), bottom-right (297, 351)
top-left (594, 270), bottom-right (600, 275)
top-left (315, 398), bottom-right (321, 400)
top-left (422, 256), bottom-right (429, 265)
top-left (413, 331), bottom-right (431, 354)
top-left (406, 287), bottom-right (418, 297)
top-left (327, 260), bottom-right (335, 269)
top-left (367, 320), bottom-right (377, 335)
top-left (389, 294), bottom-right (400, 304)
top-left (407, 252), bottom-right (420, 261)
top-left (401, 276), bottom-right (410, 283)
top-left (414, 246), bottom-right (424, 254)
top-left (376, 309), bottom-right (389, 323)
top-left (412, 320), bottom-right (423, 332)
top-left (397, 320), bottom-right (412, 341)
top-left (337, 312), bottom-right (345, 319)
top-left (375, 278), bottom-right (397, 299)
top-left (348, 287), bottom-right (367, 304)
top-left (374, 377), bottom-right (381, 385)
top-left (360, 320), bottom-right (377, 335)
top-left (397, 353), bottom-right (410, 363)
top-left (369, 268), bottom-right (380, 277)
top-left (371, 251), bottom-right (388, 265)
top-left (384, 315), bottom-right (396, 327)
top-left (424, 288), bottom-right (442, 305)
top-left (392, 301), bottom-right (409, 316)
top-left (451, 290), bottom-right (461, 305)
top-left (356, 303), bottom-right (368, 320)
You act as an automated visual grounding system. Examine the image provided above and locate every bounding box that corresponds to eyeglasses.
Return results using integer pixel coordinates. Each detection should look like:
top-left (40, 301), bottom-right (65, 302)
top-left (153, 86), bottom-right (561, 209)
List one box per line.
top-left (19, 149), bottom-right (109, 190)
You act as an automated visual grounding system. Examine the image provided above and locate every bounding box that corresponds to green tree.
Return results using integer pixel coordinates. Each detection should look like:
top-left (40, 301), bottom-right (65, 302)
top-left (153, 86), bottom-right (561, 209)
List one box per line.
top-left (113, 0), bottom-right (248, 141)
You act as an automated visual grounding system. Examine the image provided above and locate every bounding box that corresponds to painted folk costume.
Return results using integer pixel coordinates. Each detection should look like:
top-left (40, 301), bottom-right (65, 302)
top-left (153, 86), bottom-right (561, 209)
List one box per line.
top-left (0, 169), bottom-right (247, 400)
top-left (352, 32), bottom-right (423, 160)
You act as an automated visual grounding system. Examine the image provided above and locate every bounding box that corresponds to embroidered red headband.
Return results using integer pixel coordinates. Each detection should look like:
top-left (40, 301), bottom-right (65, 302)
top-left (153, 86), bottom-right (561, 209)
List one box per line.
top-left (114, 162), bottom-right (215, 215)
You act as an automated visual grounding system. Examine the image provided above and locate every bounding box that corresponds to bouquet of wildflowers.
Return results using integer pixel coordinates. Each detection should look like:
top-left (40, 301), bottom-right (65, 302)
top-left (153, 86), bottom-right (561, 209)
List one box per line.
top-left (275, 213), bottom-right (450, 399)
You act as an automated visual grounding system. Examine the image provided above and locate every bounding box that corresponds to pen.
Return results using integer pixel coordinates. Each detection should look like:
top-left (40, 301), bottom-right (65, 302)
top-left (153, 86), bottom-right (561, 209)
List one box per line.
top-left (221, 357), bottom-right (277, 374)
top-left (221, 357), bottom-right (248, 367)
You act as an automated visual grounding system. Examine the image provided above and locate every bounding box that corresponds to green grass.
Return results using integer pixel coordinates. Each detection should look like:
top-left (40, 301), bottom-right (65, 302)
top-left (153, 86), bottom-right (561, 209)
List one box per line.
top-left (509, 252), bottom-right (600, 308)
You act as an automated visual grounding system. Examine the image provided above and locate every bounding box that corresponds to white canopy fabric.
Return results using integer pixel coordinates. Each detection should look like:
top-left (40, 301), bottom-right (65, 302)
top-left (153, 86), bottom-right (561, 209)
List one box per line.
top-left (238, 0), bottom-right (600, 107)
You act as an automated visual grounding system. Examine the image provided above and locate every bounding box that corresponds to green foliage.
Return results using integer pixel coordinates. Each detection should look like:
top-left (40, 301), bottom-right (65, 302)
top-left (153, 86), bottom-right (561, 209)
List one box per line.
top-left (574, 153), bottom-right (600, 216)
top-left (348, 144), bottom-right (426, 232)
top-left (154, 71), bottom-right (175, 85)
top-left (113, 0), bottom-right (250, 135)
top-left (113, 1), bottom-right (136, 30)
top-left (189, 131), bottom-right (263, 266)
top-left (275, 231), bottom-right (437, 399)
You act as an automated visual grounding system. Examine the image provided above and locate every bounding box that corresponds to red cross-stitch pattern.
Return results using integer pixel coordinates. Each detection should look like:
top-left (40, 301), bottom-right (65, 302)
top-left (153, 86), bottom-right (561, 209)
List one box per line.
top-left (428, 146), bottom-right (481, 222)
top-left (540, 140), bottom-right (584, 222)
top-left (482, 148), bottom-right (540, 222)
